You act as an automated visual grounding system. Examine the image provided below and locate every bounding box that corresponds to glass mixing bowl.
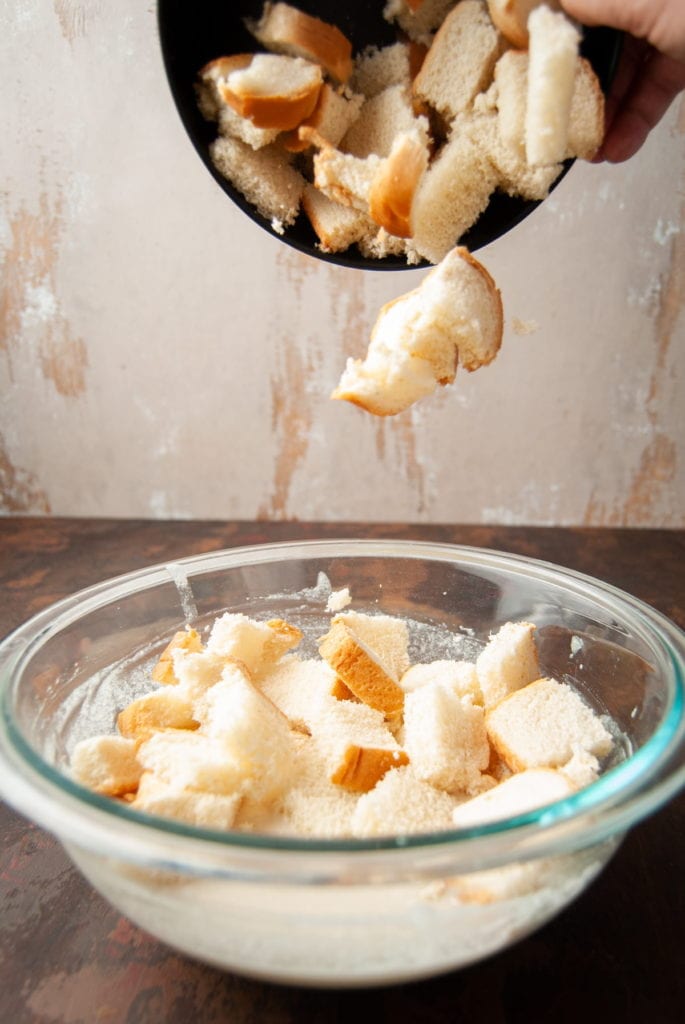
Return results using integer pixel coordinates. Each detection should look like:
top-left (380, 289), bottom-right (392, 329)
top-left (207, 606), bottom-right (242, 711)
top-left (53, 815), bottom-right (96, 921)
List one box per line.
top-left (0, 540), bottom-right (683, 987)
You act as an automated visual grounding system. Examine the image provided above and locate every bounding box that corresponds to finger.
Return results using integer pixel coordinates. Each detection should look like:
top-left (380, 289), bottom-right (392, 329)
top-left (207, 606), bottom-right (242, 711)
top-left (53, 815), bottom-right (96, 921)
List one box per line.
top-left (598, 50), bottom-right (685, 161)
top-left (560, 0), bottom-right (685, 62)
top-left (602, 34), bottom-right (652, 133)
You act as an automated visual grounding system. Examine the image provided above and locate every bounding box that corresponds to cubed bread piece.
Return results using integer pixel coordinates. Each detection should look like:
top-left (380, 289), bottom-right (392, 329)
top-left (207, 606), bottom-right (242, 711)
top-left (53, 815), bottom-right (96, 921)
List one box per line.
top-left (332, 246), bottom-right (503, 415)
top-left (486, 677), bottom-right (614, 772)
top-left (247, 2), bottom-right (354, 84)
top-left (413, 1), bottom-right (504, 121)
top-left (566, 57), bottom-right (605, 160)
top-left (132, 771), bottom-right (241, 829)
top-left (342, 84), bottom-right (424, 159)
top-left (487, 0), bottom-right (562, 48)
top-left (278, 733), bottom-right (360, 837)
top-left (170, 649), bottom-right (230, 702)
top-left (400, 659), bottom-right (482, 702)
top-left (193, 661), bottom-right (296, 802)
top-left (351, 765), bottom-right (458, 837)
top-left (136, 729), bottom-right (246, 796)
top-left (525, 5), bottom-right (581, 166)
top-left (332, 610), bottom-right (411, 681)
top-left (218, 53), bottom-right (323, 130)
top-left (305, 688), bottom-right (406, 783)
top-left (351, 42), bottom-right (415, 99)
top-left (210, 135), bottom-right (305, 229)
top-left (475, 107), bottom-right (562, 201)
top-left (151, 627), bottom-right (203, 685)
top-left (451, 767), bottom-right (576, 826)
top-left (117, 687), bottom-right (198, 745)
top-left (205, 612), bottom-right (301, 678)
top-left (318, 620), bottom-right (405, 715)
top-left (476, 620), bottom-right (540, 708)
top-left (256, 654), bottom-right (339, 731)
top-left (283, 83), bottom-right (364, 153)
top-left (312, 142), bottom-right (383, 211)
top-left (71, 735), bottom-right (142, 797)
top-left (410, 128), bottom-right (499, 264)
top-left (302, 184), bottom-right (373, 253)
top-left (384, 0), bottom-right (459, 46)
top-left (197, 57), bottom-right (281, 148)
top-left (404, 683), bottom-right (490, 793)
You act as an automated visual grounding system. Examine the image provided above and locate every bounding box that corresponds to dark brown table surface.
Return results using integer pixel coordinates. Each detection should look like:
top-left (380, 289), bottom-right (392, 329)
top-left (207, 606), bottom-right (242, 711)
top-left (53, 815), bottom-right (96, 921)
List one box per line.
top-left (1, 518), bottom-right (683, 1024)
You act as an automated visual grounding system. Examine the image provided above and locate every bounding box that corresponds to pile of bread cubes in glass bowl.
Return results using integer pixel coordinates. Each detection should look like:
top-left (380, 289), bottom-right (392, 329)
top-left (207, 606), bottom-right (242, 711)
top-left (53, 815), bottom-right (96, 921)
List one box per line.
top-left (1, 540), bottom-right (684, 986)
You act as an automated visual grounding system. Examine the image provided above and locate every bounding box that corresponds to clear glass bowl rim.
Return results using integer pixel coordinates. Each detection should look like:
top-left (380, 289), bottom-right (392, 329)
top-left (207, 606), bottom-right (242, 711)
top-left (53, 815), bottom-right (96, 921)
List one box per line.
top-left (1, 539), bottom-right (684, 881)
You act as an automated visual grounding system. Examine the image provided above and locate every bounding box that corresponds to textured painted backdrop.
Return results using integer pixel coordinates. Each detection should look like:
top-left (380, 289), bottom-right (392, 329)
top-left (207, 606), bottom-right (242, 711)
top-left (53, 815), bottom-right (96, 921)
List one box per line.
top-left (1, 1), bottom-right (683, 525)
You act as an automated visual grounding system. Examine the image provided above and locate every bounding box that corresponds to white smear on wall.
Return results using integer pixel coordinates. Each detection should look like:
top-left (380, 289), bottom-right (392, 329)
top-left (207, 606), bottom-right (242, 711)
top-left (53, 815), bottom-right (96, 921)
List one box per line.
top-left (627, 278), bottom-right (662, 310)
top-left (20, 281), bottom-right (58, 328)
top-left (653, 219), bottom-right (680, 246)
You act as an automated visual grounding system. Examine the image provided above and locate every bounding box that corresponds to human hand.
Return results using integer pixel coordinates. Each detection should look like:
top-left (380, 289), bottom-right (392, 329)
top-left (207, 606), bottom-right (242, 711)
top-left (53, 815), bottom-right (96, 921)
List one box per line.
top-left (561, 0), bottom-right (685, 161)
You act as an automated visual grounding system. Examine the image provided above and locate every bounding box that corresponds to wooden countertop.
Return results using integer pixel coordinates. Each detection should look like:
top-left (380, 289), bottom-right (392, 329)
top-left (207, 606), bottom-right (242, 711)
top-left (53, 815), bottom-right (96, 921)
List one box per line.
top-left (1, 518), bottom-right (683, 1023)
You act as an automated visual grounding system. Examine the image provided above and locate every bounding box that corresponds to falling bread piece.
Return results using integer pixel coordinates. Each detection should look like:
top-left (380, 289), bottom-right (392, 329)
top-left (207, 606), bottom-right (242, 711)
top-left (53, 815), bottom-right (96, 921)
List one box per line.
top-left (332, 246), bottom-right (503, 416)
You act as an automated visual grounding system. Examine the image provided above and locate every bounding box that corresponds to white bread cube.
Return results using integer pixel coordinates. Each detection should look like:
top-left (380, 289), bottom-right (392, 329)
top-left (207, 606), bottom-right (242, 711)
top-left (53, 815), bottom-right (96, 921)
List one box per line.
top-left (341, 84), bottom-right (424, 159)
top-left (331, 610), bottom-right (410, 680)
top-left (194, 661), bottom-right (296, 802)
top-left (403, 683), bottom-right (490, 793)
top-left (410, 129), bottom-right (499, 265)
top-left (205, 612), bottom-right (301, 678)
top-left (116, 687), bottom-right (197, 744)
top-left (136, 730), bottom-right (247, 796)
top-left (452, 767), bottom-right (576, 827)
top-left (302, 184), bottom-right (374, 254)
top-left (71, 735), bottom-right (142, 797)
top-left (400, 659), bottom-right (482, 701)
top-left (351, 765), bottom-right (457, 837)
top-left (209, 135), bottom-right (305, 229)
top-left (351, 42), bottom-right (415, 99)
top-left (476, 620), bottom-right (540, 708)
top-left (413, 1), bottom-right (503, 121)
top-left (132, 771), bottom-right (241, 830)
top-left (305, 693), bottom-right (406, 788)
top-left (278, 733), bottom-right (360, 837)
top-left (171, 648), bottom-right (229, 702)
top-left (525, 5), bottom-right (581, 166)
top-left (151, 627), bottom-right (203, 685)
top-left (486, 677), bottom-right (614, 772)
top-left (313, 143), bottom-right (383, 212)
top-left (318, 619), bottom-right (406, 716)
top-left (256, 654), bottom-right (338, 731)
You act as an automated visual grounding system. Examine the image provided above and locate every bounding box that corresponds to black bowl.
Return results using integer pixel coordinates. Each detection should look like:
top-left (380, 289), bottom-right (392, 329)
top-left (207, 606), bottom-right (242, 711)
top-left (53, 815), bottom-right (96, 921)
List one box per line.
top-left (157, 0), bottom-right (621, 269)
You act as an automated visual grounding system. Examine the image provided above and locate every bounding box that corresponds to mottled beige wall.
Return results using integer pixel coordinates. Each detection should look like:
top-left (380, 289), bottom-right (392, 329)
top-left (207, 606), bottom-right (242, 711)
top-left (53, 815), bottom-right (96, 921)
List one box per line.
top-left (1, 1), bottom-right (683, 525)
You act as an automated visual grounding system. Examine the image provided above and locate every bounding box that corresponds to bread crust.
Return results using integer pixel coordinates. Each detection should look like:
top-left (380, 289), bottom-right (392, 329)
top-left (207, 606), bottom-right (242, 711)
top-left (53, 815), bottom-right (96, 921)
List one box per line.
top-left (151, 627), bottom-right (203, 685)
top-left (331, 745), bottom-right (410, 791)
top-left (319, 621), bottom-right (405, 716)
top-left (487, 0), bottom-right (562, 49)
top-left (219, 55), bottom-right (323, 130)
top-left (249, 2), bottom-right (353, 84)
top-left (368, 131), bottom-right (428, 237)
